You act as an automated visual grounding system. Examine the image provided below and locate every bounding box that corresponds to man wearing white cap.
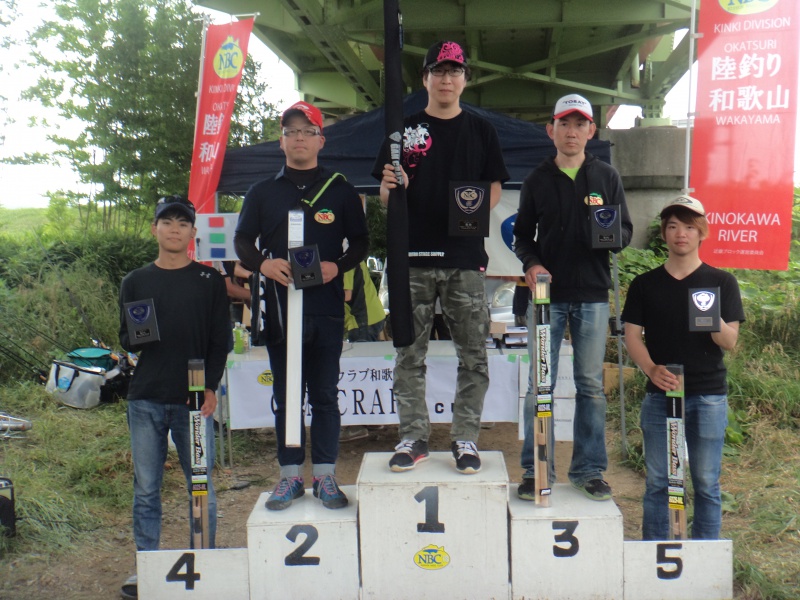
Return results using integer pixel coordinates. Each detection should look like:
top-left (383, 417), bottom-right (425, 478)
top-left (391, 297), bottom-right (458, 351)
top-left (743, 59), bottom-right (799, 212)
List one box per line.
top-left (514, 93), bottom-right (632, 501)
top-left (622, 195), bottom-right (744, 539)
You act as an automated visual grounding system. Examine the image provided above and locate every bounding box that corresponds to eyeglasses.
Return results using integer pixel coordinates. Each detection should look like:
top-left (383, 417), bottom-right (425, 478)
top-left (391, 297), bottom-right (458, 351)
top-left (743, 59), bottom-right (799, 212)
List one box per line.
top-left (282, 127), bottom-right (322, 138)
top-left (428, 66), bottom-right (465, 78)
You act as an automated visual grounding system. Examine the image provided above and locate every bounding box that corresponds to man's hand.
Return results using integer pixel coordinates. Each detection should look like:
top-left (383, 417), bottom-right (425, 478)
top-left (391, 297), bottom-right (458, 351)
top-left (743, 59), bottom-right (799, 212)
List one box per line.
top-left (379, 162), bottom-right (408, 206)
top-left (320, 261), bottom-right (339, 284)
top-left (524, 265), bottom-right (551, 291)
top-left (261, 257), bottom-right (293, 286)
top-left (647, 364), bottom-right (679, 393)
top-left (201, 389), bottom-right (217, 418)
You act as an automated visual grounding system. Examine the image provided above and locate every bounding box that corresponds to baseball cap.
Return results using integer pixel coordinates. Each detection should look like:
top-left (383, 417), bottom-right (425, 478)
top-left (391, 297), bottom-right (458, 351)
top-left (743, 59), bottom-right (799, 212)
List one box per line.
top-left (660, 195), bottom-right (706, 218)
top-left (553, 94), bottom-right (594, 122)
top-left (423, 41), bottom-right (468, 71)
top-left (154, 195), bottom-right (196, 224)
top-left (281, 101), bottom-right (324, 131)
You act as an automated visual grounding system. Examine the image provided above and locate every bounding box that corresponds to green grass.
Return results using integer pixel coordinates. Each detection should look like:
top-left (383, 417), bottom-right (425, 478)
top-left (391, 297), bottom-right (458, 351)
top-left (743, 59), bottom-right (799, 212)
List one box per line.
top-left (0, 208), bottom-right (54, 236)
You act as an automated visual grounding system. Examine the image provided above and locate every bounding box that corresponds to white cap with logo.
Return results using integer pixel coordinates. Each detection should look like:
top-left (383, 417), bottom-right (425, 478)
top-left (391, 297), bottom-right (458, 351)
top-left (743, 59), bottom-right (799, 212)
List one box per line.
top-left (553, 94), bottom-right (594, 122)
top-left (660, 195), bottom-right (706, 218)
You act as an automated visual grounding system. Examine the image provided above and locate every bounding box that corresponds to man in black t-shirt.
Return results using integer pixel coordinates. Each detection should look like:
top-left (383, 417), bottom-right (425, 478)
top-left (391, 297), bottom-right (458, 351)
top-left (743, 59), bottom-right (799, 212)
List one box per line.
top-left (622, 195), bottom-right (745, 540)
top-left (375, 41), bottom-right (509, 474)
top-left (118, 196), bottom-right (230, 599)
top-left (235, 101), bottom-right (368, 511)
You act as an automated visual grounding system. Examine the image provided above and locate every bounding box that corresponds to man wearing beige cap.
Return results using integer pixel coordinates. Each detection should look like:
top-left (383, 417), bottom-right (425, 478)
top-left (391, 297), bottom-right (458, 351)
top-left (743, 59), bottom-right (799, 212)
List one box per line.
top-left (622, 195), bottom-right (744, 539)
top-left (514, 93), bottom-right (632, 501)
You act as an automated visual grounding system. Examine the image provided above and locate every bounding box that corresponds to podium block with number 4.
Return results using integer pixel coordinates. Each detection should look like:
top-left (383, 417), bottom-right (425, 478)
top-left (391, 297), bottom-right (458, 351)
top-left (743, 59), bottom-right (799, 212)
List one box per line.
top-left (246, 485), bottom-right (360, 600)
top-left (509, 484), bottom-right (624, 600)
top-left (358, 451), bottom-right (509, 600)
top-left (137, 548), bottom-right (250, 599)
top-left (623, 540), bottom-right (733, 599)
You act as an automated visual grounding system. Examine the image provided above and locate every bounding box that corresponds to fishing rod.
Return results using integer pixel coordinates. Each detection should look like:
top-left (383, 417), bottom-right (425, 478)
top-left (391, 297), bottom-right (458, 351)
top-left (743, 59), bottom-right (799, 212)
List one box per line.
top-left (0, 331), bottom-right (51, 372)
top-left (0, 306), bottom-right (72, 353)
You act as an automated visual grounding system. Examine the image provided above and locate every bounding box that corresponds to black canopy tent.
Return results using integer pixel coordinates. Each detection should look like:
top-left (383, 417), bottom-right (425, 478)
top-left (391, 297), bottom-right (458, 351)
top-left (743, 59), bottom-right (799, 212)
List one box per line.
top-left (215, 90), bottom-right (611, 196)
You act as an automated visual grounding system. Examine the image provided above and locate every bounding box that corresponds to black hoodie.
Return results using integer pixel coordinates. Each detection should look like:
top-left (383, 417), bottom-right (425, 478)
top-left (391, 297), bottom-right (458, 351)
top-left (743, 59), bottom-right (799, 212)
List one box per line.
top-left (513, 152), bottom-right (632, 303)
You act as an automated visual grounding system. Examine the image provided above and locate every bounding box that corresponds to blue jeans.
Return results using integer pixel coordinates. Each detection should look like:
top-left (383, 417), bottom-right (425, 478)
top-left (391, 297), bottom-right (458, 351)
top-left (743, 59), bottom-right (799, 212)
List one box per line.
top-left (640, 392), bottom-right (728, 540)
top-left (521, 301), bottom-right (609, 486)
top-left (127, 400), bottom-right (217, 551)
top-left (267, 314), bottom-right (344, 470)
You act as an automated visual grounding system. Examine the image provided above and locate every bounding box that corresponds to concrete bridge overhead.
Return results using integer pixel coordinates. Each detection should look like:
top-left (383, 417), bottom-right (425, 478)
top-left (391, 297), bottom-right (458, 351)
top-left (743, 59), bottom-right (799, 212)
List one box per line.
top-left (196, 0), bottom-right (695, 127)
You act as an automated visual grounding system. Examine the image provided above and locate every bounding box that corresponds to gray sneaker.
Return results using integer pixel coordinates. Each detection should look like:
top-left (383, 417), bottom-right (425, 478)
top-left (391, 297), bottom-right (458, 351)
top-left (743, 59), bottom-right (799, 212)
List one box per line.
top-left (389, 440), bottom-right (430, 472)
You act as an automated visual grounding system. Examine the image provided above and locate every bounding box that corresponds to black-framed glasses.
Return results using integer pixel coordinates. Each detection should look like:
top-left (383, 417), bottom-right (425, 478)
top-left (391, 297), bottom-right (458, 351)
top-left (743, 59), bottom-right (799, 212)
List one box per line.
top-left (428, 66), bottom-right (465, 78)
top-left (282, 127), bottom-right (322, 138)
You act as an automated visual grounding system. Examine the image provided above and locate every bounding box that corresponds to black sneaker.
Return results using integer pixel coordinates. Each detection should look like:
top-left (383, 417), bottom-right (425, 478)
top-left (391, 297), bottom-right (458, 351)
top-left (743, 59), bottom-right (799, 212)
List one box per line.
top-left (451, 441), bottom-right (481, 474)
top-left (572, 478), bottom-right (612, 501)
top-left (312, 474), bottom-right (349, 509)
top-left (389, 440), bottom-right (430, 472)
top-left (265, 476), bottom-right (305, 510)
top-left (517, 478), bottom-right (536, 501)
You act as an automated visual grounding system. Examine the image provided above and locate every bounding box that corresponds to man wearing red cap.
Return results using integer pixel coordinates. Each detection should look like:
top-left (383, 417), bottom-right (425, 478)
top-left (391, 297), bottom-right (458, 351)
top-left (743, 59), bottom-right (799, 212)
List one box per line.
top-left (374, 41), bottom-right (509, 475)
top-left (513, 93), bottom-right (632, 501)
top-left (235, 101), bottom-right (369, 511)
top-left (623, 195), bottom-right (743, 539)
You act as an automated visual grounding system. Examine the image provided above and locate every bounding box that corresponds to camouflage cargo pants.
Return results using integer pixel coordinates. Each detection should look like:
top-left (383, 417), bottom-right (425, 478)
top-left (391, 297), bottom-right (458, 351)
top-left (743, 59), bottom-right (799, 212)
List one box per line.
top-left (394, 268), bottom-right (489, 442)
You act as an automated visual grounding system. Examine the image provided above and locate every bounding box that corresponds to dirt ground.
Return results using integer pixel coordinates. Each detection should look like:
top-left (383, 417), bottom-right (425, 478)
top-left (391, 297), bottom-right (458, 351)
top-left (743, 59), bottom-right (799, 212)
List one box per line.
top-left (0, 423), bottom-right (645, 599)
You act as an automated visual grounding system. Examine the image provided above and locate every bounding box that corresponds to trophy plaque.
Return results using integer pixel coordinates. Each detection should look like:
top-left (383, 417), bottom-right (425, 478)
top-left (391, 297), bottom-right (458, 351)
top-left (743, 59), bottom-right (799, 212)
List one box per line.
top-left (288, 243), bottom-right (323, 289)
top-left (590, 204), bottom-right (622, 249)
top-left (688, 287), bottom-right (721, 332)
top-left (124, 298), bottom-right (160, 345)
top-left (448, 181), bottom-right (490, 237)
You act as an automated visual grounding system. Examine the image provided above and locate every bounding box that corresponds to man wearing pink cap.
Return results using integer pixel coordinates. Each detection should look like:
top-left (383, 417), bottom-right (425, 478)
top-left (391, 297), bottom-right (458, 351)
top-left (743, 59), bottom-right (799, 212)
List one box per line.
top-left (374, 41), bottom-right (509, 475)
top-left (514, 93), bottom-right (632, 501)
top-left (235, 101), bottom-right (369, 511)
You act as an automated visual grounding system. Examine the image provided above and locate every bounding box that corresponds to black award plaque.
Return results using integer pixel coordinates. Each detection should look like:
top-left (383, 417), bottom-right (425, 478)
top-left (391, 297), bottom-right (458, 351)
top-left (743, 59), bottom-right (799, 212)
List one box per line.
top-left (448, 181), bottom-right (490, 237)
top-left (288, 244), bottom-right (323, 289)
top-left (688, 287), bottom-right (721, 332)
top-left (124, 298), bottom-right (160, 345)
top-left (591, 204), bottom-right (622, 249)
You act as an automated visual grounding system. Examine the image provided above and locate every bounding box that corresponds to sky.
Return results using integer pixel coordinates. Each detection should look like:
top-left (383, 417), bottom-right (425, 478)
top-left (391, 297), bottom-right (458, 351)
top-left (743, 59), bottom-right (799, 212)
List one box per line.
top-left (0, 6), bottom-right (792, 210)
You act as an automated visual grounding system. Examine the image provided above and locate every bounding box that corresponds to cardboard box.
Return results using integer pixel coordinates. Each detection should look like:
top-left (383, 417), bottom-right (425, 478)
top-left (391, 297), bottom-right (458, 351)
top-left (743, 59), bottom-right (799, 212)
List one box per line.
top-left (603, 362), bottom-right (636, 394)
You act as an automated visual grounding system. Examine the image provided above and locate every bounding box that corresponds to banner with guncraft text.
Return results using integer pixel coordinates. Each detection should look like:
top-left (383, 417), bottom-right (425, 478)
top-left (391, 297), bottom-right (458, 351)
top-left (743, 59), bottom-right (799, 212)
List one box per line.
top-left (188, 19), bottom-right (254, 214)
top-left (692, 0), bottom-right (799, 270)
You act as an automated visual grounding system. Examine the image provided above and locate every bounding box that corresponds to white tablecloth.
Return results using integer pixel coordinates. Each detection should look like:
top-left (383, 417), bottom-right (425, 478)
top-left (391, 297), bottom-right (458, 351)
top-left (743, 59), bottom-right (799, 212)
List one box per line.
top-left (224, 341), bottom-right (525, 430)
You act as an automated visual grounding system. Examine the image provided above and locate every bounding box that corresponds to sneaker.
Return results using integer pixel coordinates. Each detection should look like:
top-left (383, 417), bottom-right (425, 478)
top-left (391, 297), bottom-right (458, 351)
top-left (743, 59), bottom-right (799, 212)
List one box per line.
top-left (312, 474), bottom-right (349, 509)
top-left (517, 478), bottom-right (537, 501)
top-left (389, 440), bottom-right (430, 472)
top-left (120, 574), bottom-right (137, 599)
top-left (265, 476), bottom-right (305, 511)
top-left (339, 425), bottom-right (369, 443)
top-left (451, 441), bottom-right (481, 474)
top-left (572, 478), bottom-right (612, 501)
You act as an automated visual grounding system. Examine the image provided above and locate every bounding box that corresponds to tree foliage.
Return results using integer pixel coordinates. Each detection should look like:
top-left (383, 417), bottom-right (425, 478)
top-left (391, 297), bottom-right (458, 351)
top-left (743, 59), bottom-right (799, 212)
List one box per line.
top-left (17, 0), bottom-right (279, 232)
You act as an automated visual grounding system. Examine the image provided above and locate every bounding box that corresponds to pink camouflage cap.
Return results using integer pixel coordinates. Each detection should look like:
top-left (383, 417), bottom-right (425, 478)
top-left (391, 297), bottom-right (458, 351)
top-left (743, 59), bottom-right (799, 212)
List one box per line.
top-left (423, 41), bottom-right (468, 70)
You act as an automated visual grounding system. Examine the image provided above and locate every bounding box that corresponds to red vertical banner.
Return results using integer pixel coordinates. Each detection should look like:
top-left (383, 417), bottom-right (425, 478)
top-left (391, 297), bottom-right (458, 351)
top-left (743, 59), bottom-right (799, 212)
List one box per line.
top-left (188, 18), bottom-right (254, 214)
top-left (692, 0), bottom-right (799, 270)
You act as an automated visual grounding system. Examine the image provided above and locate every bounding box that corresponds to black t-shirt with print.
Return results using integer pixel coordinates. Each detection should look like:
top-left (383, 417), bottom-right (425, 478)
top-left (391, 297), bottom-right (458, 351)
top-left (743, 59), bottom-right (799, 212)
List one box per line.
top-left (622, 263), bottom-right (745, 395)
top-left (373, 109), bottom-right (509, 270)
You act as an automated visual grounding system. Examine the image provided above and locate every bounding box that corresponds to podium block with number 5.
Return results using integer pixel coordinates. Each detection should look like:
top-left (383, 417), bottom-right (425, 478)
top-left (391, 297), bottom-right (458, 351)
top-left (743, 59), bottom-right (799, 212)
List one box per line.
top-left (358, 452), bottom-right (509, 600)
top-left (246, 486), bottom-right (360, 600)
top-left (509, 484), bottom-right (624, 600)
top-left (623, 540), bottom-right (733, 599)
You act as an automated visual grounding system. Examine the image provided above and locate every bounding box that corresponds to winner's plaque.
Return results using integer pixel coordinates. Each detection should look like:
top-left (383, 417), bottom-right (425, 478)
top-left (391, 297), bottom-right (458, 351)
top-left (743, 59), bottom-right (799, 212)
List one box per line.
top-left (590, 204), bottom-right (622, 249)
top-left (688, 287), bottom-right (721, 332)
top-left (124, 298), bottom-right (160, 345)
top-left (288, 243), bottom-right (323, 289)
top-left (448, 181), bottom-right (490, 237)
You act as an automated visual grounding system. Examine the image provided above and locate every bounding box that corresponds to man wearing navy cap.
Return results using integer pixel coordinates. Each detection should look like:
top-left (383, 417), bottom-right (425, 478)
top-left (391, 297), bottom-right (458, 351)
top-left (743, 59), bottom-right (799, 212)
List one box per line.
top-left (374, 41), bottom-right (509, 475)
top-left (118, 195), bottom-right (231, 599)
top-left (514, 94), bottom-right (633, 501)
